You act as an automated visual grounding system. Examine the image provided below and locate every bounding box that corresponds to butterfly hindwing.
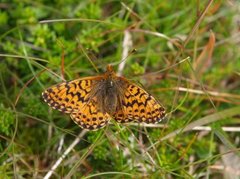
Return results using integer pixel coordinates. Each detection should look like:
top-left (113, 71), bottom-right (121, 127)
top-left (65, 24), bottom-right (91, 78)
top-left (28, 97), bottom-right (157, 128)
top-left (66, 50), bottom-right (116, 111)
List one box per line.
top-left (70, 97), bottom-right (111, 130)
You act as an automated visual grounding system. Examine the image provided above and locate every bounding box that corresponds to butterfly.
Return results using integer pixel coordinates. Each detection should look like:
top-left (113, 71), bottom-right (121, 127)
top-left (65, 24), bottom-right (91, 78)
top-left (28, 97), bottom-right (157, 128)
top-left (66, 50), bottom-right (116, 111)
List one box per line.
top-left (42, 65), bottom-right (166, 130)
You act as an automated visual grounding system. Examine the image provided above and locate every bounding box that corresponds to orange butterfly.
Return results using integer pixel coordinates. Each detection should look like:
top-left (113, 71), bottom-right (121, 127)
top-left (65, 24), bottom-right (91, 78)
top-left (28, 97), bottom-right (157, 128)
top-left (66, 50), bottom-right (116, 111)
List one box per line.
top-left (42, 65), bottom-right (166, 130)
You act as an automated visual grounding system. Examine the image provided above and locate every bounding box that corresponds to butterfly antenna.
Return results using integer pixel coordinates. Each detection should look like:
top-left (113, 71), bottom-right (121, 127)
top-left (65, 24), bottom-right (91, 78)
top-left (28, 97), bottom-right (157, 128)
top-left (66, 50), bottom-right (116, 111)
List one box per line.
top-left (116, 49), bottom-right (136, 75)
top-left (56, 39), bottom-right (66, 80)
top-left (76, 38), bottom-right (99, 73)
top-left (122, 49), bottom-right (136, 65)
top-left (15, 69), bottom-right (46, 106)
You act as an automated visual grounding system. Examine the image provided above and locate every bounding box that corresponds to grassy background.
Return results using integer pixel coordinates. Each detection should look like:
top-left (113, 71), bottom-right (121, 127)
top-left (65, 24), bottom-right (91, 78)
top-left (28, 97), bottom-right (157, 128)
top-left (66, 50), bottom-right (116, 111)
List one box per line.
top-left (1, 0), bottom-right (240, 178)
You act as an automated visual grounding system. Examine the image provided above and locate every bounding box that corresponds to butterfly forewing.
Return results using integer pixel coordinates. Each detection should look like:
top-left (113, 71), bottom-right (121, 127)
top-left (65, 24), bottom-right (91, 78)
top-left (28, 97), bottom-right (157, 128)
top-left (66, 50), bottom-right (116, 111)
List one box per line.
top-left (42, 77), bottom-right (98, 113)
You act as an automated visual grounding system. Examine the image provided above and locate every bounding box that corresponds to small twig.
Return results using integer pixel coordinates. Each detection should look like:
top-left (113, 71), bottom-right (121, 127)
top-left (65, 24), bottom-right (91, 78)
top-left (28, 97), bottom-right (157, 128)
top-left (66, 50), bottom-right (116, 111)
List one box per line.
top-left (40, 18), bottom-right (120, 27)
top-left (147, 106), bottom-right (240, 151)
top-left (57, 135), bottom-right (65, 154)
top-left (128, 123), bottom-right (240, 132)
top-left (129, 29), bottom-right (171, 41)
top-left (183, 0), bottom-right (214, 47)
top-left (43, 130), bottom-right (88, 179)
top-left (174, 87), bottom-right (240, 99)
top-left (192, 126), bottom-right (240, 132)
top-left (117, 30), bottom-right (132, 76)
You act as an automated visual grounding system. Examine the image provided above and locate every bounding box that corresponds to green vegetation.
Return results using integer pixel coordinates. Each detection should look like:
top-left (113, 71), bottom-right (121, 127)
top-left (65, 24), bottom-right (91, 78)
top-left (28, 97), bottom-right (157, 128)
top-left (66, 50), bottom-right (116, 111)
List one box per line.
top-left (1, 0), bottom-right (240, 178)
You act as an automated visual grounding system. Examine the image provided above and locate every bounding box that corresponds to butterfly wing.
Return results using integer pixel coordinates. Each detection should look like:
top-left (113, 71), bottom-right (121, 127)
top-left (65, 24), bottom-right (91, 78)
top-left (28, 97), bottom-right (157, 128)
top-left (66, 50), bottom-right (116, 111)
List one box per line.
top-left (114, 83), bottom-right (166, 124)
top-left (42, 77), bottom-right (101, 114)
top-left (42, 76), bottom-right (111, 130)
top-left (70, 97), bottom-right (111, 130)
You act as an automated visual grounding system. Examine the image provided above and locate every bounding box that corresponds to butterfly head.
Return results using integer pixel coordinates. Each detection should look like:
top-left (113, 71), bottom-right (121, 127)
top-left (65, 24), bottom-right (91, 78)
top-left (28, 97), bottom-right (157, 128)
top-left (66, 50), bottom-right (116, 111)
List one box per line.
top-left (106, 64), bottom-right (114, 73)
top-left (104, 64), bottom-right (116, 78)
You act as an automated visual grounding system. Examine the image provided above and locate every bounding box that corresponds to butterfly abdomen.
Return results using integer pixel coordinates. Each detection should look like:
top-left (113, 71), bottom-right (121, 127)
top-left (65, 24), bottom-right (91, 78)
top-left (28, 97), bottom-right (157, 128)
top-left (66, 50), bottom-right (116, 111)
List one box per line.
top-left (95, 79), bottom-right (121, 115)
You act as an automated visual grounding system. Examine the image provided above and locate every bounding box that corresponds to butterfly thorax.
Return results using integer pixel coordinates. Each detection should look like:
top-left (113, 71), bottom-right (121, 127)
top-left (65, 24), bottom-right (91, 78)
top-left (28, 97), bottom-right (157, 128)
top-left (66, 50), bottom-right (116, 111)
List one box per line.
top-left (91, 67), bottom-right (125, 115)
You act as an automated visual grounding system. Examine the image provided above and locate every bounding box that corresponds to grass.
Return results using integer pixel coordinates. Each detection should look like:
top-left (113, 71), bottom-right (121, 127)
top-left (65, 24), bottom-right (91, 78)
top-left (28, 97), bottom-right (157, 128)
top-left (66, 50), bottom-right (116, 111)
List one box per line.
top-left (0, 0), bottom-right (240, 178)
